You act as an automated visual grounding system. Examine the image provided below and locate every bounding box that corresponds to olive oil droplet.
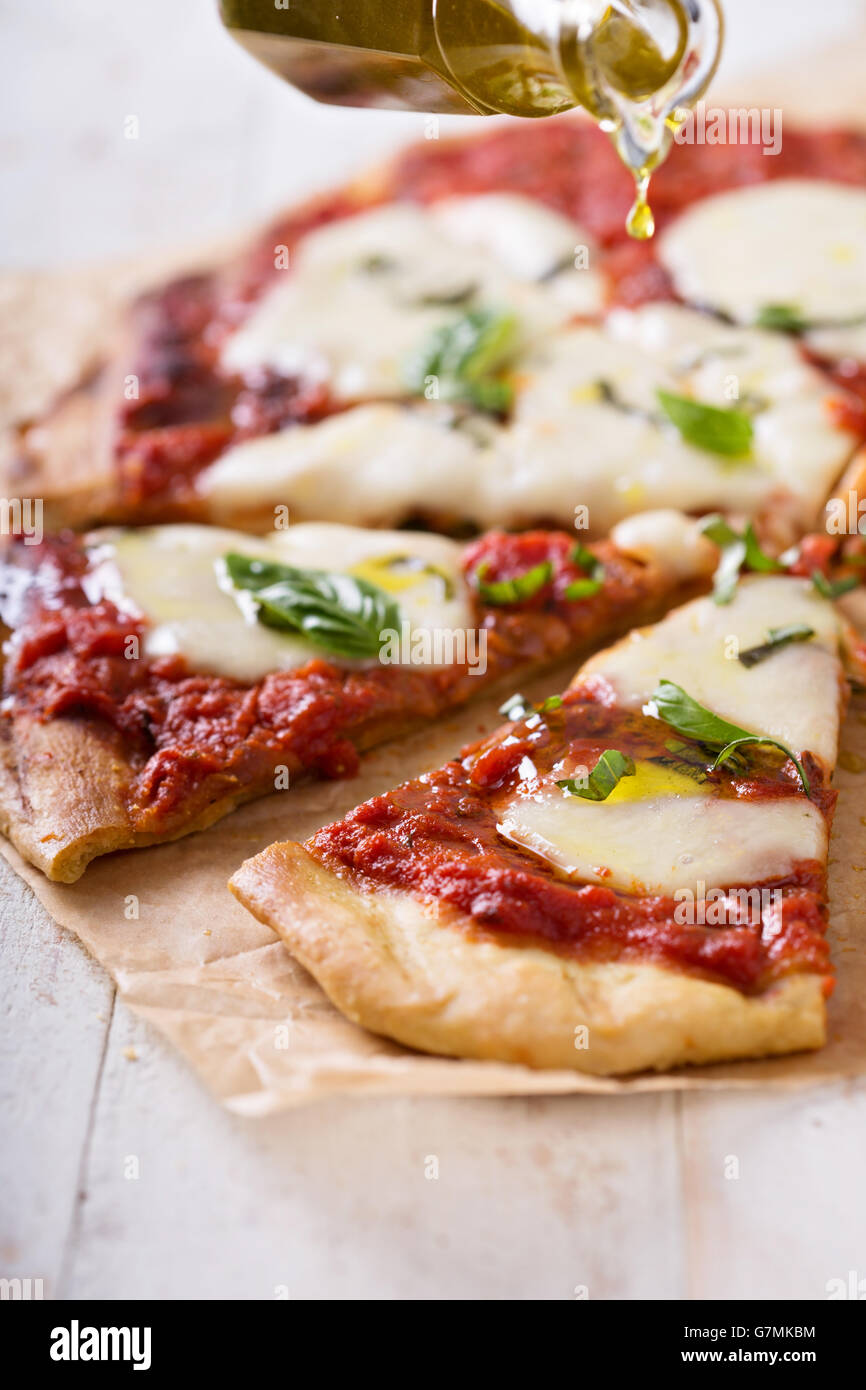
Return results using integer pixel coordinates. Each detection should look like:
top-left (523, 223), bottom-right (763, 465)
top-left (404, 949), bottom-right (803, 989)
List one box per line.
top-left (626, 176), bottom-right (655, 240)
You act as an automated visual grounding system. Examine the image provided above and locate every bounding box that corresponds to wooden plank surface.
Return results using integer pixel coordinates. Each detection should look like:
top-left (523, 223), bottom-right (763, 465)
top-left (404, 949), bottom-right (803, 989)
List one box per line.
top-left (2, 0), bottom-right (866, 1301)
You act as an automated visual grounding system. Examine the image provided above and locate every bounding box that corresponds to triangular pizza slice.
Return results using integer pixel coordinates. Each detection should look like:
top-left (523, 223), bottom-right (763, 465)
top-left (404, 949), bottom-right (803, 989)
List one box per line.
top-left (231, 573), bottom-right (854, 1074)
top-left (0, 511), bottom-right (714, 881)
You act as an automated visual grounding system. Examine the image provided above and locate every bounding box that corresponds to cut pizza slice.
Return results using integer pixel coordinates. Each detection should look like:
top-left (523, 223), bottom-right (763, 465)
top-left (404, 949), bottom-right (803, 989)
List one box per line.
top-left (230, 573), bottom-right (854, 1075)
top-left (0, 510), bottom-right (715, 882)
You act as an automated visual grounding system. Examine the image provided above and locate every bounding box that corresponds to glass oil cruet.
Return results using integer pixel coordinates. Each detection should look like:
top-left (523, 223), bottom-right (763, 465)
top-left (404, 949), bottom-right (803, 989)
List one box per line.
top-left (218, 1), bottom-right (724, 237)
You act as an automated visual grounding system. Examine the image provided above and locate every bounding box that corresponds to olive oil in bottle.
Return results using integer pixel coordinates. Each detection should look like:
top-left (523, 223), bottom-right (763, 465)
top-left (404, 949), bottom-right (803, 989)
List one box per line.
top-left (218, 1), bottom-right (724, 239)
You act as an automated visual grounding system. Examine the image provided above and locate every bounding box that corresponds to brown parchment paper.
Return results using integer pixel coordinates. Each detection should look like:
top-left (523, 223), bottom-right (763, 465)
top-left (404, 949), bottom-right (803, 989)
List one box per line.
top-left (2, 35), bottom-right (866, 1112)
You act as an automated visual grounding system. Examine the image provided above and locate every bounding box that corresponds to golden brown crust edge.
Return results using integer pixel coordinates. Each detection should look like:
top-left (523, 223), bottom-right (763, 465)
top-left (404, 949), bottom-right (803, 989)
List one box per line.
top-left (228, 842), bottom-right (828, 1076)
top-left (0, 709), bottom-right (275, 883)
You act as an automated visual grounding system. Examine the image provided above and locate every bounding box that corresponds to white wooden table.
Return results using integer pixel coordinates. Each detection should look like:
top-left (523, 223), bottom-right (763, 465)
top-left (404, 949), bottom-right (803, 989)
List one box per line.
top-left (2, 0), bottom-right (866, 1301)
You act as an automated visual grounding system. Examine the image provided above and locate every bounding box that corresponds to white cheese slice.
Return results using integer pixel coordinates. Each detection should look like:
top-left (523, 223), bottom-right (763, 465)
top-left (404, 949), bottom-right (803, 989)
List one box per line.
top-left (220, 198), bottom-right (602, 400)
top-left (498, 764), bottom-right (826, 897)
top-left (199, 403), bottom-right (498, 526)
top-left (503, 304), bottom-right (857, 531)
top-left (658, 180), bottom-right (866, 327)
top-left (85, 523), bottom-right (474, 683)
top-left (577, 574), bottom-right (843, 766)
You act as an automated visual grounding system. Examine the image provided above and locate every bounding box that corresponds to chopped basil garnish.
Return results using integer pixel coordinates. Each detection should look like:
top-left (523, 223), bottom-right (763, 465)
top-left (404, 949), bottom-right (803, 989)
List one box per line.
top-left (498, 692), bottom-right (534, 721)
top-left (565, 543), bottom-right (605, 600)
top-left (403, 308), bottom-right (518, 413)
top-left (413, 282), bottom-right (479, 307)
top-left (558, 749), bottom-right (636, 802)
top-left (596, 378), bottom-right (655, 421)
top-left (738, 624), bottom-right (815, 668)
top-left (475, 558), bottom-right (552, 605)
top-left (755, 303), bottom-right (810, 334)
top-left (223, 553), bottom-right (400, 662)
top-left (499, 692), bottom-right (562, 721)
top-left (647, 680), bottom-right (811, 797)
top-left (755, 304), bottom-right (866, 335)
top-left (359, 253), bottom-right (397, 274)
top-left (811, 570), bottom-right (860, 600)
top-left (700, 515), bottom-right (782, 605)
top-left (657, 389), bottom-right (754, 459)
top-left (663, 736), bottom-right (746, 777)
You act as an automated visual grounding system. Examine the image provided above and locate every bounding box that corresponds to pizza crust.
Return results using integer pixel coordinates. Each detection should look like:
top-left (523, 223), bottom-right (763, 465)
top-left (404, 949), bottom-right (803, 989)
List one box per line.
top-left (229, 842), bottom-right (828, 1075)
top-left (0, 706), bottom-right (282, 882)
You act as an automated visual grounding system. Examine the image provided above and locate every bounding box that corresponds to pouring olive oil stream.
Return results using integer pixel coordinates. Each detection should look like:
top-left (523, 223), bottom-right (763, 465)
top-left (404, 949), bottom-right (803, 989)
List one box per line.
top-left (218, 1), bottom-right (724, 239)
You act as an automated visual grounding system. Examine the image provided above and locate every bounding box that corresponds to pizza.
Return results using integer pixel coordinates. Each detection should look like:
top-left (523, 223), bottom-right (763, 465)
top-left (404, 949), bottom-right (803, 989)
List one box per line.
top-left (4, 112), bottom-right (866, 1076)
top-left (6, 120), bottom-right (866, 542)
top-left (230, 571), bottom-right (857, 1074)
top-left (0, 511), bottom-right (716, 882)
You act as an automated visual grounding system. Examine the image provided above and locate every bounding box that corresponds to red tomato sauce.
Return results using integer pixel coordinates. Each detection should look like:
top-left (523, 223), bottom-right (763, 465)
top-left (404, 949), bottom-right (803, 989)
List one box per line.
top-left (0, 531), bottom-right (667, 830)
top-left (311, 692), bottom-right (834, 994)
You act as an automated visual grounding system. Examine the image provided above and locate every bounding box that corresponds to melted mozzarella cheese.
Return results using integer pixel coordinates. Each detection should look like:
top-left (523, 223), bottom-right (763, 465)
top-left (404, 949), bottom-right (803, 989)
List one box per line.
top-left (577, 574), bottom-right (843, 766)
top-left (498, 577), bottom-right (842, 896)
top-left (206, 306), bottom-right (858, 535)
top-left (498, 766), bottom-right (826, 896)
top-left (609, 510), bottom-right (717, 581)
top-left (502, 304), bottom-right (856, 531)
top-left (658, 180), bottom-right (866, 327)
top-left (85, 523), bottom-right (473, 683)
top-left (199, 403), bottom-right (499, 526)
top-left (220, 198), bottom-right (602, 399)
top-left (429, 194), bottom-right (598, 311)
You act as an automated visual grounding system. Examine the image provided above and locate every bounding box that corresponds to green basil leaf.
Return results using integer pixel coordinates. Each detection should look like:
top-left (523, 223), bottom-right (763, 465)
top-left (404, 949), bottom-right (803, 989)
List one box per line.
top-left (223, 553), bottom-right (401, 661)
top-left (475, 559), bottom-right (552, 605)
top-left (708, 531), bottom-right (747, 605)
top-left (711, 738), bottom-right (811, 797)
top-left (811, 569), bottom-right (860, 600)
top-left (558, 749), bottom-right (636, 802)
top-left (412, 282), bottom-right (479, 307)
top-left (754, 303), bottom-right (810, 334)
top-left (657, 389), bottom-right (754, 459)
top-left (403, 308), bottom-right (518, 413)
top-left (564, 578), bottom-right (603, 600)
top-left (699, 514), bottom-right (782, 604)
top-left (498, 692), bottom-right (563, 721)
top-left (648, 680), bottom-right (753, 746)
top-left (565, 543), bottom-right (605, 600)
top-left (738, 624), bottom-right (815, 669)
top-left (663, 737), bottom-right (747, 776)
top-left (359, 253), bottom-right (397, 274)
top-left (647, 680), bottom-right (811, 796)
top-left (464, 376), bottom-right (514, 413)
